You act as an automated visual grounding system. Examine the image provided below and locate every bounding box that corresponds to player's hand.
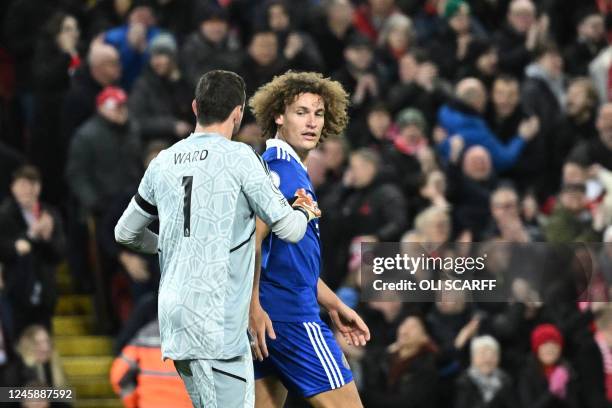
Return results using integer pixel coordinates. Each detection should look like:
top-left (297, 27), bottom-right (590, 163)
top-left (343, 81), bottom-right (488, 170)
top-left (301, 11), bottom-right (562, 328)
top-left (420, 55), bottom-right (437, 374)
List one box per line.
top-left (329, 303), bottom-right (370, 347)
top-left (249, 301), bottom-right (276, 361)
top-left (292, 188), bottom-right (321, 221)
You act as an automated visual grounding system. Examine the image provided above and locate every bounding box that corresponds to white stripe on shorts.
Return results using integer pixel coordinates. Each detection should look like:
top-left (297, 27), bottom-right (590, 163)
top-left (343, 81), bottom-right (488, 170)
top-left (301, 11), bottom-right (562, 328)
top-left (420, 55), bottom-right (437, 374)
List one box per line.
top-left (306, 322), bottom-right (341, 388)
top-left (312, 322), bottom-right (345, 386)
top-left (303, 322), bottom-right (337, 389)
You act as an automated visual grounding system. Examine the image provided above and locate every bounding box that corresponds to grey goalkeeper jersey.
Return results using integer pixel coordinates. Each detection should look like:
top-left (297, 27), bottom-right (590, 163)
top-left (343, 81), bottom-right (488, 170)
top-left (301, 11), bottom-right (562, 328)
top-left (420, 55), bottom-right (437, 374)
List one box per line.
top-left (136, 132), bottom-right (292, 360)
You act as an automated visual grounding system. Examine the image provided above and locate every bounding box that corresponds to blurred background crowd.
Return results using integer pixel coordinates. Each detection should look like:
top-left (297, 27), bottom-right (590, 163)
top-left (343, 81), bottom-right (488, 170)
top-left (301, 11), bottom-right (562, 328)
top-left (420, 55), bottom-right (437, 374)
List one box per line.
top-left (3, 0), bottom-right (612, 407)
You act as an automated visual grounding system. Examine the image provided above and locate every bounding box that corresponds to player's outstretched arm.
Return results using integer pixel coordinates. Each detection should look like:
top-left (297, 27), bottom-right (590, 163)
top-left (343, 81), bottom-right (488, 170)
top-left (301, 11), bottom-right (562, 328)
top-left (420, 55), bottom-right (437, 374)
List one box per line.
top-left (114, 197), bottom-right (158, 254)
top-left (249, 217), bottom-right (276, 361)
top-left (317, 279), bottom-right (370, 347)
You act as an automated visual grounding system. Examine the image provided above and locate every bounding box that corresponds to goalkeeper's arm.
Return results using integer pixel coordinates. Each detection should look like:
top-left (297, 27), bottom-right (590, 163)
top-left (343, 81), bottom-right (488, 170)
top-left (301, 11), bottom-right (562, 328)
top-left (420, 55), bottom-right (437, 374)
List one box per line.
top-left (114, 197), bottom-right (158, 254)
top-left (270, 189), bottom-right (321, 243)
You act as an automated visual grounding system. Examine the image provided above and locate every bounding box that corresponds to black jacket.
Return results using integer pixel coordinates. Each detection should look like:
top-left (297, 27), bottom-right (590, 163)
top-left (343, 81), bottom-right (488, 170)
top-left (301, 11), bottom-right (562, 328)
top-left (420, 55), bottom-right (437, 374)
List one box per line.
top-left (61, 66), bottom-right (105, 146)
top-left (129, 67), bottom-right (193, 143)
top-left (362, 346), bottom-right (439, 408)
top-left (519, 357), bottom-right (580, 408)
top-left (454, 369), bottom-right (518, 408)
top-left (0, 197), bottom-right (64, 317)
top-left (180, 31), bottom-right (242, 88)
top-left (494, 24), bottom-right (533, 78)
top-left (65, 115), bottom-right (142, 213)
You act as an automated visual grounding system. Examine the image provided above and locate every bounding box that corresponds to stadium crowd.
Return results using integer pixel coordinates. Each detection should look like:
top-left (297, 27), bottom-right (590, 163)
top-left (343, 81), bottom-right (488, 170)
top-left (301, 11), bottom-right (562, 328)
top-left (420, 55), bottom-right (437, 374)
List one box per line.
top-left (3, 0), bottom-right (612, 406)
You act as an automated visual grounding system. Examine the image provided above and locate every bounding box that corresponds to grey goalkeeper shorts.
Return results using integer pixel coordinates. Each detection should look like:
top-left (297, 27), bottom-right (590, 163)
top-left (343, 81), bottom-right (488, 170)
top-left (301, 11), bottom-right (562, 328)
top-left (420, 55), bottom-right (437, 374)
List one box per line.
top-left (174, 348), bottom-right (254, 408)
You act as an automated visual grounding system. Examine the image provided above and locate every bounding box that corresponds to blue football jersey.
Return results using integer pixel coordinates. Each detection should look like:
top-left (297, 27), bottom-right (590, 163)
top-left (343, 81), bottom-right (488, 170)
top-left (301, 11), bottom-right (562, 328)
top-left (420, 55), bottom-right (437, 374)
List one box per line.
top-left (259, 139), bottom-right (321, 322)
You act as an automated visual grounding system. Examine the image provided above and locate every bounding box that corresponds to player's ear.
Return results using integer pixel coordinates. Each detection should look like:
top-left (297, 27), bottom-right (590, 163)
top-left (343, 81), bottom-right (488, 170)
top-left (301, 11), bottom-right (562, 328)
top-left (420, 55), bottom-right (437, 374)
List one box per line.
top-left (275, 113), bottom-right (284, 127)
top-left (191, 100), bottom-right (197, 117)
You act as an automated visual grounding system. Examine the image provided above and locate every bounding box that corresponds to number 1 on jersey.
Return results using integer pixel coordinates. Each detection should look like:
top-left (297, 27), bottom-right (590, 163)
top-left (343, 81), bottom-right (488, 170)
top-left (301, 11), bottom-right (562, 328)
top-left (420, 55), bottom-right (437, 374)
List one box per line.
top-left (182, 176), bottom-right (193, 237)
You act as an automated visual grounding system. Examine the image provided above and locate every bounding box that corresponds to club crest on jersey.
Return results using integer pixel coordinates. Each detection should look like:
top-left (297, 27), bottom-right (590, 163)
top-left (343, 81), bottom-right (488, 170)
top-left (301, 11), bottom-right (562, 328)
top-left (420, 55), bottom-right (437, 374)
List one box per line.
top-left (270, 171), bottom-right (281, 188)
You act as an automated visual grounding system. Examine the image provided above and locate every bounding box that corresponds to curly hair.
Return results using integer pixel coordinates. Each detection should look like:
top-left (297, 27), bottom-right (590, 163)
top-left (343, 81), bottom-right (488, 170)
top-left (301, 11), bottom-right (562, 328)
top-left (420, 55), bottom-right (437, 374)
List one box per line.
top-left (248, 71), bottom-right (349, 140)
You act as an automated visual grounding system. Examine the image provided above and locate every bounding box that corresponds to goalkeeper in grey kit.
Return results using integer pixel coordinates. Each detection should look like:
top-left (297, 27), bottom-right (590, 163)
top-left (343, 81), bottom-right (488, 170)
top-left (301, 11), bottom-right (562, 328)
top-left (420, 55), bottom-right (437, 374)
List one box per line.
top-left (113, 70), bottom-right (321, 408)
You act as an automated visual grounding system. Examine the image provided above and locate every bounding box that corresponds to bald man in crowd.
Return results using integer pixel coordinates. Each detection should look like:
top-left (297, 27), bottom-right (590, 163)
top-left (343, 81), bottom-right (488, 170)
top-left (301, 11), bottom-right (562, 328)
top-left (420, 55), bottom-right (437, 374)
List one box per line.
top-left (437, 77), bottom-right (539, 171)
top-left (62, 43), bottom-right (122, 144)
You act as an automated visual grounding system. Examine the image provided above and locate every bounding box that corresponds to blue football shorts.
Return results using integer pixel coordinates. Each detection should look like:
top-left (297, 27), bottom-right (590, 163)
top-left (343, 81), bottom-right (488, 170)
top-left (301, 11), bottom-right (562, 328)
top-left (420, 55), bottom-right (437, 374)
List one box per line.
top-left (253, 320), bottom-right (353, 398)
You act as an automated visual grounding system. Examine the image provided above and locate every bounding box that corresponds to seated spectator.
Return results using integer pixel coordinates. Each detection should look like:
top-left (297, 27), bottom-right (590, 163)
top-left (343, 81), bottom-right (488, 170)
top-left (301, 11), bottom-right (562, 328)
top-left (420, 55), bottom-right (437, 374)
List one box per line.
top-left (265, 0), bottom-right (324, 73)
top-left (437, 77), bottom-right (539, 172)
top-left (66, 86), bottom-right (142, 217)
top-left (570, 103), bottom-right (612, 171)
top-left (110, 320), bottom-right (191, 408)
top-left (0, 166), bottom-right (64, 336)
top-left (564, 12), bottom-right (606, 77)
top-left (519, 323), bottom-right (580, 408)
top-left (103, 5), bottom-right (161, 90)
top-left (362, 316), bottom-right (438, 408)
top-left (544, 182), bottom-right (599, 243)
top-left (483, 185), bottom-right (544, 242)
top-left (4, 325), bottom-right (66, 388)
top-left (129, 33), bottom-right (193, 143)
top-left (455, 335), bottom-right (517, 408)
top-left (180, 5), bottom-right (241, 87)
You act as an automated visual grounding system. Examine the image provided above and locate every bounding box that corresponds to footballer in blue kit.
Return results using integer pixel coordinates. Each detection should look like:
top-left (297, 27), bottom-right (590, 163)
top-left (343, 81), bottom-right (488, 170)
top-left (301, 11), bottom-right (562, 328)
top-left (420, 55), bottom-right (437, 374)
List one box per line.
top-left (248, 72), bottom-right (370, 408)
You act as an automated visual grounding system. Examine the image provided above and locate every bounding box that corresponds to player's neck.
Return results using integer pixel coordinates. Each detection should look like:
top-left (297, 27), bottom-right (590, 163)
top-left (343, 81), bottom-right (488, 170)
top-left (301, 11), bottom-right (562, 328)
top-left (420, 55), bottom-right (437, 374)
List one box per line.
top-left (276, 134), bottom-right (310, 162)
top-left (195, 122), bottom-right (233, 140)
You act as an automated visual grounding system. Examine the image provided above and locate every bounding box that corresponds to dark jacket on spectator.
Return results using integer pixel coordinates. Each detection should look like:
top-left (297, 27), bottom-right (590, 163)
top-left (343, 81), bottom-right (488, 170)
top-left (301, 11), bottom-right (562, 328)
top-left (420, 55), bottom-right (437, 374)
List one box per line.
top-left (129, 67), bottom-right (192, 143)
top-left (339, 181), bottom-right (407, 242)
top-left (61, 66), bottom-right (105, 145)
top-left (454, 368), bottom-right (517, 408)
top-left (65, 115), bottom-right (142, 214)
top-left (30, 36), bottom-right (75, 205)
top-left (519, 356), bottom-right (580, 408)
top-left (564, 39), bottom-right (607, 77)
top-left (574, 338), bottom-right (612, 408)
top-left (569, 137), bottom-right (612, 171)
top-left (312, 24), bottom-right (355, 76)
top-left (446, 161), bottom-right (496, 239)
top-left (180, 31), bottom-right (242, 88)
top-left (362, 345), bottom-right (439, 408)
top-left (0, 197), bottom-right (64, 334)
top-left (494, 23), bottom-right (532, 78)
top-left (386, 81), bottom-right (449, 127)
